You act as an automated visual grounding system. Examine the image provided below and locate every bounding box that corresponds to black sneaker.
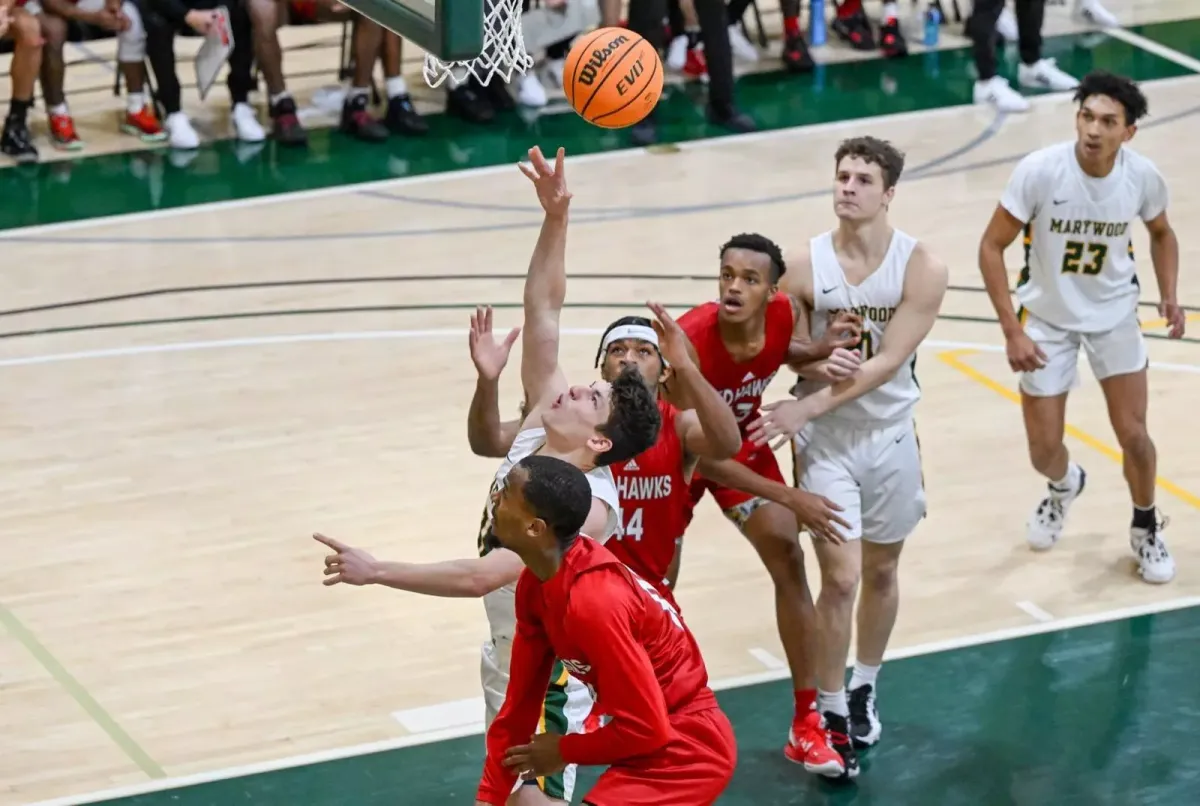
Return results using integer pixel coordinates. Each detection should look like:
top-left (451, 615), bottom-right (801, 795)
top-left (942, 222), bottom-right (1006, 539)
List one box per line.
top-left (821, 711), bottom-right (860, 779)
top-left (385, 94), bottom-right (429, 135)
top-left (879, 16), bottom-right (908, 58)
top-left (848, 684), bottom-right (882, 748)
top-left (782, 33), bottom-right (815, 72)
top-left (445, 85), bottom-right (495, 124)
top-left (1, 116), bottom-right (39, 164)
top-left (269, 96), bottom-right (308, 147)
top-left (340, 93), bottom-right (389, 142)
top-left (707, 103), bottom-right (756, 134)
top-left (832, 9), bottom-right (876, 51)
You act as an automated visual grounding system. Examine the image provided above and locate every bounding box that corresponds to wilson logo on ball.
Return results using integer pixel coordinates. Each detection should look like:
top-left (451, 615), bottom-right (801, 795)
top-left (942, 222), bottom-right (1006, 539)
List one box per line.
top-left (578, 36), bottom-right (630, 86)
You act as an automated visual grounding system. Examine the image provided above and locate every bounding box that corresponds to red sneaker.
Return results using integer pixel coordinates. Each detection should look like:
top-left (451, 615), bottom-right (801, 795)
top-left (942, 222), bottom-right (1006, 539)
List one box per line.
top-left (784, 710), bottom-right (845, 777)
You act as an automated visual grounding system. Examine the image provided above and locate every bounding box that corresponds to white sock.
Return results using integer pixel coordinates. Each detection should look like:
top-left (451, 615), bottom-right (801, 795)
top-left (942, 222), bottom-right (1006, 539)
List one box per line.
top-left (348, 86), bottom-right (369, 99)
top-left (817, 688), bottom-right (849, 717)
top-left (881, 2), bottom-right (899, 19)
top-left (1049, 462), bottom-right (1080, 496)
top-left (269, 91), bottom-right (292, 107)
top-left (848, 661), bottom-right (880, 691)
top-left (386, 76), bottom-right (408, 99)
top-left (50, 103), bottom-right (69, 117)
top-left (126, 91), bottom-right (145, 113)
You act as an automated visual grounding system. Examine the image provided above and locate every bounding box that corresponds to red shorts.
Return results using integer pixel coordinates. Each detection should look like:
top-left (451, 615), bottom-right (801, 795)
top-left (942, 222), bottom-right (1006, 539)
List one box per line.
top-left (583, 706), bottom-right (737, 806)
top-left (689, 438), bottom-right (785, 513)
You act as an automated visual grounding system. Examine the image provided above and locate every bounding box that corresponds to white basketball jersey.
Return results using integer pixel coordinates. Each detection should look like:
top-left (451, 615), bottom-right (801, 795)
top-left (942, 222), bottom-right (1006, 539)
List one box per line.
top-left (1001, 141), bottom-right (1169, 332)
top-left (479, 428), bottom-right (620, 644)
top-left (798, 229), bottom-right (922, 427)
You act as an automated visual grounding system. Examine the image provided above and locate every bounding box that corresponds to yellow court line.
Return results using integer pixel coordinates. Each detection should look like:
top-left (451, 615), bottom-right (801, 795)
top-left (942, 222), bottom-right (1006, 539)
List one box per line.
top-left (937, 349), bottom-right (1200, 511)
top-left (1139, 312), bottom-right (1200, 331)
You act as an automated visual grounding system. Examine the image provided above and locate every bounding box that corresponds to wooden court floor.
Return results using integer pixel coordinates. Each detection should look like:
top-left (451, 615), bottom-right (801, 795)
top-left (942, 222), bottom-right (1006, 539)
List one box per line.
top-left (2, 76), bottom-right (1200, 805)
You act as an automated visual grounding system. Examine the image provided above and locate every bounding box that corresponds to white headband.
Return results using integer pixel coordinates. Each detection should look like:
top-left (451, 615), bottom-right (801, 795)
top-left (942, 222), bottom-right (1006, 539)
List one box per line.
top-left (601, 324), bottom-right (659, 352)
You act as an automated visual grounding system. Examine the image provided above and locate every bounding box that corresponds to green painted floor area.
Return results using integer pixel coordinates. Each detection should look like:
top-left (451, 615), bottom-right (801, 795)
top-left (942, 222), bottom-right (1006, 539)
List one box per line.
top-left (1135, 17), bottom-right (1200, 60)
top-left (1, 22), bottom-right (1197, 232)
top-left (97, 606), bottom-right (1200, 805)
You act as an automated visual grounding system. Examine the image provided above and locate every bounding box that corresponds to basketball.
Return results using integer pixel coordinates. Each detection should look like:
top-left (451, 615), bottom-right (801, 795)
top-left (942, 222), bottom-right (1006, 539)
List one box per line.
top-left (563, 27), bottom-right (663, 129)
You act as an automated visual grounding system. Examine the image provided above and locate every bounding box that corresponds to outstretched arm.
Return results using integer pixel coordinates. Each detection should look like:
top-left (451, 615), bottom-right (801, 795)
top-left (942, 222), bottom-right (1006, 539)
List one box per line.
top-left (518, 147), bottom-right (573, 409)
top-left (748, 245), bottom-right (948, 446)
top-left (646, 302), bottom-right (741, 461)
top-left (695, 456), bottom-right (850, 543)
top-left (314, 533), bottom-right (523, 597)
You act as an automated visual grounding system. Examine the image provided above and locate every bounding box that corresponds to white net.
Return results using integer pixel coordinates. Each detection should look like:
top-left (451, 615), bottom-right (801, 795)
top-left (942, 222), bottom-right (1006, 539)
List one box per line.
top-left (422, 0), bottom-right (535, 88)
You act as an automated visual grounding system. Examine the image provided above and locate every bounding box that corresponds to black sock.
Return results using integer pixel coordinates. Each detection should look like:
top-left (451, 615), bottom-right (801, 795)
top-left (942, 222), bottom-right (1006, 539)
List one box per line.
top-left (686, 28), bottom-right (701, 49)
top-left (1132, 505), bottom-right (1156, 530)
top-left (7, 98), bottom-right (32, 122)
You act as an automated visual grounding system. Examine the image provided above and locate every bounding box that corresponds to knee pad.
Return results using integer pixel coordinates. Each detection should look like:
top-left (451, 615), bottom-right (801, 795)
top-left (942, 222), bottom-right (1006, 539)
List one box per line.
top-left (117, 1), bottom-right (147, 63)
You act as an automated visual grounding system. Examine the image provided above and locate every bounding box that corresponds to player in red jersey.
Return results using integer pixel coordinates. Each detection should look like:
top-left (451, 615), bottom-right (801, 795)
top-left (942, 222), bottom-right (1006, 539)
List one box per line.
top-left (677, 232), bottom-right (864, 777)
top-left (471, 304), bottom-right (745, 607)
top-left (475, 453), bottom-right (736, 806)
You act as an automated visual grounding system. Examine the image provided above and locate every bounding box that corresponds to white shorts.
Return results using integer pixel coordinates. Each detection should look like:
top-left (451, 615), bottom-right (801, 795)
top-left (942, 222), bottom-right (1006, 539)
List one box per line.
top-left (792, 418), bottom-right (926, 545)
top-left (1019, 309), bottom-right (1148, 397)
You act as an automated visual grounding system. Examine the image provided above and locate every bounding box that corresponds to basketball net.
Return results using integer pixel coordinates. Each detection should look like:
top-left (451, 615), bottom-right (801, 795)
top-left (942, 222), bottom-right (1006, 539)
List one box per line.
top-left (422, 0), bottom-right (535, 88)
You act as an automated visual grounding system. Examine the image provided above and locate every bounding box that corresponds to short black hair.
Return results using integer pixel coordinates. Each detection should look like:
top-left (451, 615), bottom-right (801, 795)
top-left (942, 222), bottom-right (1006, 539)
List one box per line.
top-left (596, 365), bottom-right (661, 466)
top-left (835, 136), bottom-right (906, 189)
top-left (720, 232), bottom-right (787, 283)
top-left (594, 315), bottom-right (661, 368)
top-left (1074, 70), bottom-right (1148, 125)
top-left (516, 454), bottom-right (592, 548)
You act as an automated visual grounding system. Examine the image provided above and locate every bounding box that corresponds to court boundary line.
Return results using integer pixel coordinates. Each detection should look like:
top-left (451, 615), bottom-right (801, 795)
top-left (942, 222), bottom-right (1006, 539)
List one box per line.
top-left (1, 329), bottom-right (1196, 373)
top-left (1107, 27), bottom-right (1200, 73)
top-left (24, 596), bottom-right (1200, 806)
top-left (1, 72), bottom-right (1196, 242)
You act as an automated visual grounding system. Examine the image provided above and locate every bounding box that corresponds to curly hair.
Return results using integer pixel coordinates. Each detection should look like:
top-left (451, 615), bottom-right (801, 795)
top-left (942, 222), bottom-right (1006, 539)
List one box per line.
top-left (835, 136), bottom-right (906, 189)
top-left (595, 365), bottom-right (661, 466)
top-left (720, 232), bottom-right (787, 283)
top-left (1074, 70), bottom-right (1148, 124)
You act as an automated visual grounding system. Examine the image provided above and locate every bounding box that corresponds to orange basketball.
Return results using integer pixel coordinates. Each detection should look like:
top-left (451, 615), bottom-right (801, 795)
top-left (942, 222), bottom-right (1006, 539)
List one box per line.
top-left (563, 27), bottom-right (663, 129)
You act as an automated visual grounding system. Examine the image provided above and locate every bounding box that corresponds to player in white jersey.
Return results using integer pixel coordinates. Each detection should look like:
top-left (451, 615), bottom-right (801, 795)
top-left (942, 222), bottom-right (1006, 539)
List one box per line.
top-left (313, 146), bottom-right (661, 806)
top-left (748, 136), bottom-right (948, 778)
top-left (977, 71), bottom-right (1182, 584)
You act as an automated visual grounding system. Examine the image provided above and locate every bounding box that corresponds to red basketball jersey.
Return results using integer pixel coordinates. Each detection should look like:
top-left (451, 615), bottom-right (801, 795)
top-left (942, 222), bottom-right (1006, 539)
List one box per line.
top-left (678, 293), bottom-right (795, 433)
top-left (606, 401), bottom-right (691, 599)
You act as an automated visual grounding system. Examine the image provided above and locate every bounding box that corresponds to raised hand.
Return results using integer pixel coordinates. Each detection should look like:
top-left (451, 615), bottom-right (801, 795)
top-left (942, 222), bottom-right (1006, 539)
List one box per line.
top-left (313, 533), bottom-right (378, 586)
top-left (517, 146), bottom-right (571, 217)
top-left (646, 301), bottom-right (696, 370)
top-left (469, 306), bottom-right (521, 382)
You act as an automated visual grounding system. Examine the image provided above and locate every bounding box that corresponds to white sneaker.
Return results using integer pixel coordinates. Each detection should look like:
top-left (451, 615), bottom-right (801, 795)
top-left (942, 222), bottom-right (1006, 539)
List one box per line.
top-left (727, 24), bottom-right (759, 63)
top-left (1027, 464), bottom-right (1087, 551)
top-left (1018, 58), bottom-right (1081, 91)
top-left (996, 8), bottom-right (1018, 43)
top-left (667, 35), bottom-right (689, 71)
top-left (165, 111), bottom-right (199, 149)
top-left (974, 76), bottom-right (1031, 112)
top-left (1076, 0), bottom-right (1119, 28)
top-left (1131, 513), bottom-right (1176, 584)
top-left (231, 102), bottom-right (265, 143)
top-left (515, 73), bottom-right (547, 107)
